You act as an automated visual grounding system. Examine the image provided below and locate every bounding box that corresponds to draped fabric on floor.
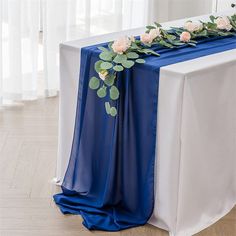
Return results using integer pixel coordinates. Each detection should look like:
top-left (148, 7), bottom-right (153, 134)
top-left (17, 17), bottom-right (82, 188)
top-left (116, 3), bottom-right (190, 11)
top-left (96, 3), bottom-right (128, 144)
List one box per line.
top-left (54, 35), bottom-right (236, 231)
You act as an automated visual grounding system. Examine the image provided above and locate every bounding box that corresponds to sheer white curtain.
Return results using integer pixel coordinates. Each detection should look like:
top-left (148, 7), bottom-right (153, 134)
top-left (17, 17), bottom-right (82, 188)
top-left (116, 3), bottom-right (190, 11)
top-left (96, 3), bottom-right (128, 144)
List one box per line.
top-left (42, 0), bottom-right (150, 93)
top-left (0, 0), bottom-right (40, 104)
top-left (0, 0), bottom-right (212, 105)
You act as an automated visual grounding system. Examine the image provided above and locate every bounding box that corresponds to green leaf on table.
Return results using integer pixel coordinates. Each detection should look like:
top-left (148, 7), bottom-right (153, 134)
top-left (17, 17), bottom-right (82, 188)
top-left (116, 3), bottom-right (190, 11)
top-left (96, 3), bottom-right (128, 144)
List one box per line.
top-left (97, 86), bottom-right (107, 98)
top-left (104, 74), bottom-right (115, 86)
top-left (146, 25), bottom-right (156, 30)
top-left (159, 40), bottom-right (174, 48)
top-left (98, 46), bottom-right (108, 52)
top-left (89, 77), bottom-right (100, 90)
top-left (166, 34), bottom-right (176, 40)
top-left (113, 54), bottom-right (127, 64)
top-left (110, 107), bottom-right (117, 116)
top-left (135, 59), bottom-right (145, 64)
top-left (108, 42), bottom-right (113, 50)
top-left (170, 40), bottom-right (185, 46)
top-left (138, 48), bottom-right (160, 56)
top-left (105, 102), bottom-right (111, 114)
top-left (109, 86), bottom-right (119, 100)
top-left (195, 30), bottom-right (208, 37)
top-left (154, 22), bottom-right (162, 28)
top-left (122, 60), bottom-right (135, 69)
top-left (99, 51), bottom-right (113, 61)
top-left (113, 65), bottom-right (124, 72)
top-left (94, 60), bottom-right (103, 73)
top-left (188, 42), bottom-right (196, 47)
top-left (210, 15), bottom-right (216, 23)
top-left (130, 42), bottom-right (140, 50)
top-left (126, 52), bottom-right (139, 59)
top-left (100, 61), bottom-right (113, 70)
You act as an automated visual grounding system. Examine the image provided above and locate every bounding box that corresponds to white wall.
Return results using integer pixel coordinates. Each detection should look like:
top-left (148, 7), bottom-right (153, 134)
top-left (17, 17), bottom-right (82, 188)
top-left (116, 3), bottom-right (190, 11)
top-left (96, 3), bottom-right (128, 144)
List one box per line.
top-left (148, 0), bottom-right (213, 23)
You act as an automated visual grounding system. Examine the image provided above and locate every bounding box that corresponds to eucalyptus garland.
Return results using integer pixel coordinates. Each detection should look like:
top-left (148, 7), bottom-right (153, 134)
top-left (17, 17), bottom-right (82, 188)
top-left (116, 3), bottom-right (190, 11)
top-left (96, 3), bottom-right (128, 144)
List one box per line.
top-left (89, 15), bottom-right (236, 117)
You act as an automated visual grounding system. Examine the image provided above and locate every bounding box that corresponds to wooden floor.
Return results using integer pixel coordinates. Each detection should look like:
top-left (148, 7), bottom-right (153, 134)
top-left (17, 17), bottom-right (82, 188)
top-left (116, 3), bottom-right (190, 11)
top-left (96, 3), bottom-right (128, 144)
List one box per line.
top-left (0, 97), bottom-right (235, 236)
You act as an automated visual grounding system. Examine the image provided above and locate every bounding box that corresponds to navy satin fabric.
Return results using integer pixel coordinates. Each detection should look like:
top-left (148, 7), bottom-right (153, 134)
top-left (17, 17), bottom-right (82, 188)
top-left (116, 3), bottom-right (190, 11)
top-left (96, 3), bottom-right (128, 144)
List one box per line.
top-left (54, 35), bottom-right (236, 231)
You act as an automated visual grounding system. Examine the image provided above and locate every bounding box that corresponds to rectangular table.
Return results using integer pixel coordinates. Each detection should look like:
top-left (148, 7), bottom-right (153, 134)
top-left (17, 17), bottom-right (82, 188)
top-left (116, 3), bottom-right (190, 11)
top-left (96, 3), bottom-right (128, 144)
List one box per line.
top-left (55, 10), bottom-right (236, 236)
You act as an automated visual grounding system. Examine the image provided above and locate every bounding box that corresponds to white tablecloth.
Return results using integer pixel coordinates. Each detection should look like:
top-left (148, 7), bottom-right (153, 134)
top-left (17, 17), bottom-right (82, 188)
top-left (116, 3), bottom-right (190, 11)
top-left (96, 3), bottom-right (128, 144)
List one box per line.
top-left (56, 11), bottom-right (236, 236)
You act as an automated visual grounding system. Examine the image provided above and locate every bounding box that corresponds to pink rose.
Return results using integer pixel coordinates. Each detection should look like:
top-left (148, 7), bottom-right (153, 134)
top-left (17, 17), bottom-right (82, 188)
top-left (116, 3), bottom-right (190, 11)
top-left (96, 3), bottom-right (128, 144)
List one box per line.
top-left (111, 37), bottom-right (131, 54)
top-left (180, 31), bottom-right (191, 42)
top-left (140, 33), bottom-right (153, 44)
top-left (214, 16), bottom-right (232, 31)
top-left (184, 21), bottom-right (203, 32)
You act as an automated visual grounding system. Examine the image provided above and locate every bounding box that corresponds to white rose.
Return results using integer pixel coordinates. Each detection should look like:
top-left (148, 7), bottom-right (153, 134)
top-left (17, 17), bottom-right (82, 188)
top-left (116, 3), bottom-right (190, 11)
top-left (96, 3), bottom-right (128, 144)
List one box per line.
top-left (98, 70), bottom-right (108, 81)
top-left (184, 21), bottom-right (203, 32)
top-left (214, 16), bottom-right (232, 31)
top-left (149, 28), bottom-right (162, 40)
top-left (140, 33), bottom-right (153, 44)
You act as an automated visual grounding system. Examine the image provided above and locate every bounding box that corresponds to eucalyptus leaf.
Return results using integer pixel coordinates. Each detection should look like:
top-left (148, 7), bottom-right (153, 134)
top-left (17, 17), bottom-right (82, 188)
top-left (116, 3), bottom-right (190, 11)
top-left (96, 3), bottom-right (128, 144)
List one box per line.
top-left (209, 15), bottom-right (216, 23)
top-left (105, 102), bottom-right (111, 114)
top-left (110, 86), bottom-right (119, 100)
top-left (110, 107), bottom-right (117, 117)
top-left (188, 42), bottom-right (196, 47)
top-left (100, 61), bottom-right (113, 70)
top-left (98, 46), bottom-right (108, 52)
top-left (113, 65), bottom-right (124, 72)
top-left (97, 86), bottom-right (107, 98)
top-left (94, 60), bottom-right (103, 73)
top-left (122, 60), bottom-right (135, 69)
top-left (146, 25), bottom-right (156, 30)
top-left (159, 40), bottom-right (174, 48)
top-left (170, 40), bottom-right (185, 46)
top-left (126, 52), bottom-right (139, 59)
top-left (104, 74), bottom-right (115, 86)
top-left (154, 22), bottom-right (162, 27)
top-left (113, 54), bottom-right (127, 64)
top-left (138, 49), bottom-right (160, 56)
top-left (135, 59), bottom-right (145, 64)
top-left (89, 77), bottom-right (100, 90)
top-left (99, 51), bottom-right (113, 61)
top-left (130, 42), bottom-right (140, 49)
top-left (108, 42), bottom-right (113, 50)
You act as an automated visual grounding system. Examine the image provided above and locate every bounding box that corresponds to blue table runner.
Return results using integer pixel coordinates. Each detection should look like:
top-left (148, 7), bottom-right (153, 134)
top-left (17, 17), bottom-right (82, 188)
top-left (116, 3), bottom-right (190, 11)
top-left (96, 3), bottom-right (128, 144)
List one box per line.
top-left (54, 35), bottom-right (236, 231)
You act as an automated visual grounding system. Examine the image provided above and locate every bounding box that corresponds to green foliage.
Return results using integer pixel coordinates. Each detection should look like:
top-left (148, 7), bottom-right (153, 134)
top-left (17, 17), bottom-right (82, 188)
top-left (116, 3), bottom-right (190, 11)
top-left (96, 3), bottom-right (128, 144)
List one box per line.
top-left (97, 86), bottom-right (107, 98)
top-left (104, 74), bottom-right (115, 86)
top-left (105, 102), bottom-right (111, 114)
top-left (110, 107), bottom-right (117, 116)
top-left (99, 51), bottom-right (113, 61)
top-left (135, 59), bottom-right (145, 64)
top-left (94, 60), bottom-right (103, 73)
top-left (154, 22), bottom-right (162, 27)
top-left (110, 86), bottom-right (119, 100)
top-left (89, 77), bottom-right (100, 90)
top-left (98, 46), bottom-right (108, 52)
top-left (105, 102), bottom-right (117, 116)
top-left (113, 54), bottom-right (127, 63)
top-left (209, 15), bottom-right (216, 23)
top-left (100, 62), bottom-right (113, 70)
top-left (113, 65), bottom-right (124, 72)
top-left (121, 60), bottom-right (135, 69)
top-left (126, 52), bottom-right (139, 59)
top-left (89, 14), bottom-right (236, 117)
top-left (138, 48), bottom-right (160, 56)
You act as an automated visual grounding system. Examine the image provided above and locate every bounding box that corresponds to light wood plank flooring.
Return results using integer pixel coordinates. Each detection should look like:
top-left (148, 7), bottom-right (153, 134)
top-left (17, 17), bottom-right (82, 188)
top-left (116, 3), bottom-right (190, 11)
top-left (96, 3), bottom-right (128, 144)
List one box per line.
top-left (0, 97), bottom-right (235, 236)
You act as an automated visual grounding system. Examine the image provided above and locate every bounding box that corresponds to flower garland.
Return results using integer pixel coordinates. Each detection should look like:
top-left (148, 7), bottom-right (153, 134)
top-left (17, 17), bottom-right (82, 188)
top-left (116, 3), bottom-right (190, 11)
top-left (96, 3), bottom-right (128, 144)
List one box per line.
top-left (89, 15), bottom-right (236, 117)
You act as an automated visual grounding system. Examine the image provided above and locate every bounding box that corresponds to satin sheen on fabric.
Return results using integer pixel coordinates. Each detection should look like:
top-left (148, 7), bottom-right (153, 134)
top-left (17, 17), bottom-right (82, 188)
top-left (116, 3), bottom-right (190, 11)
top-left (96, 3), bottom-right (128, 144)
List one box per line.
top-left (54, 35), bottom-right (236, 231)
